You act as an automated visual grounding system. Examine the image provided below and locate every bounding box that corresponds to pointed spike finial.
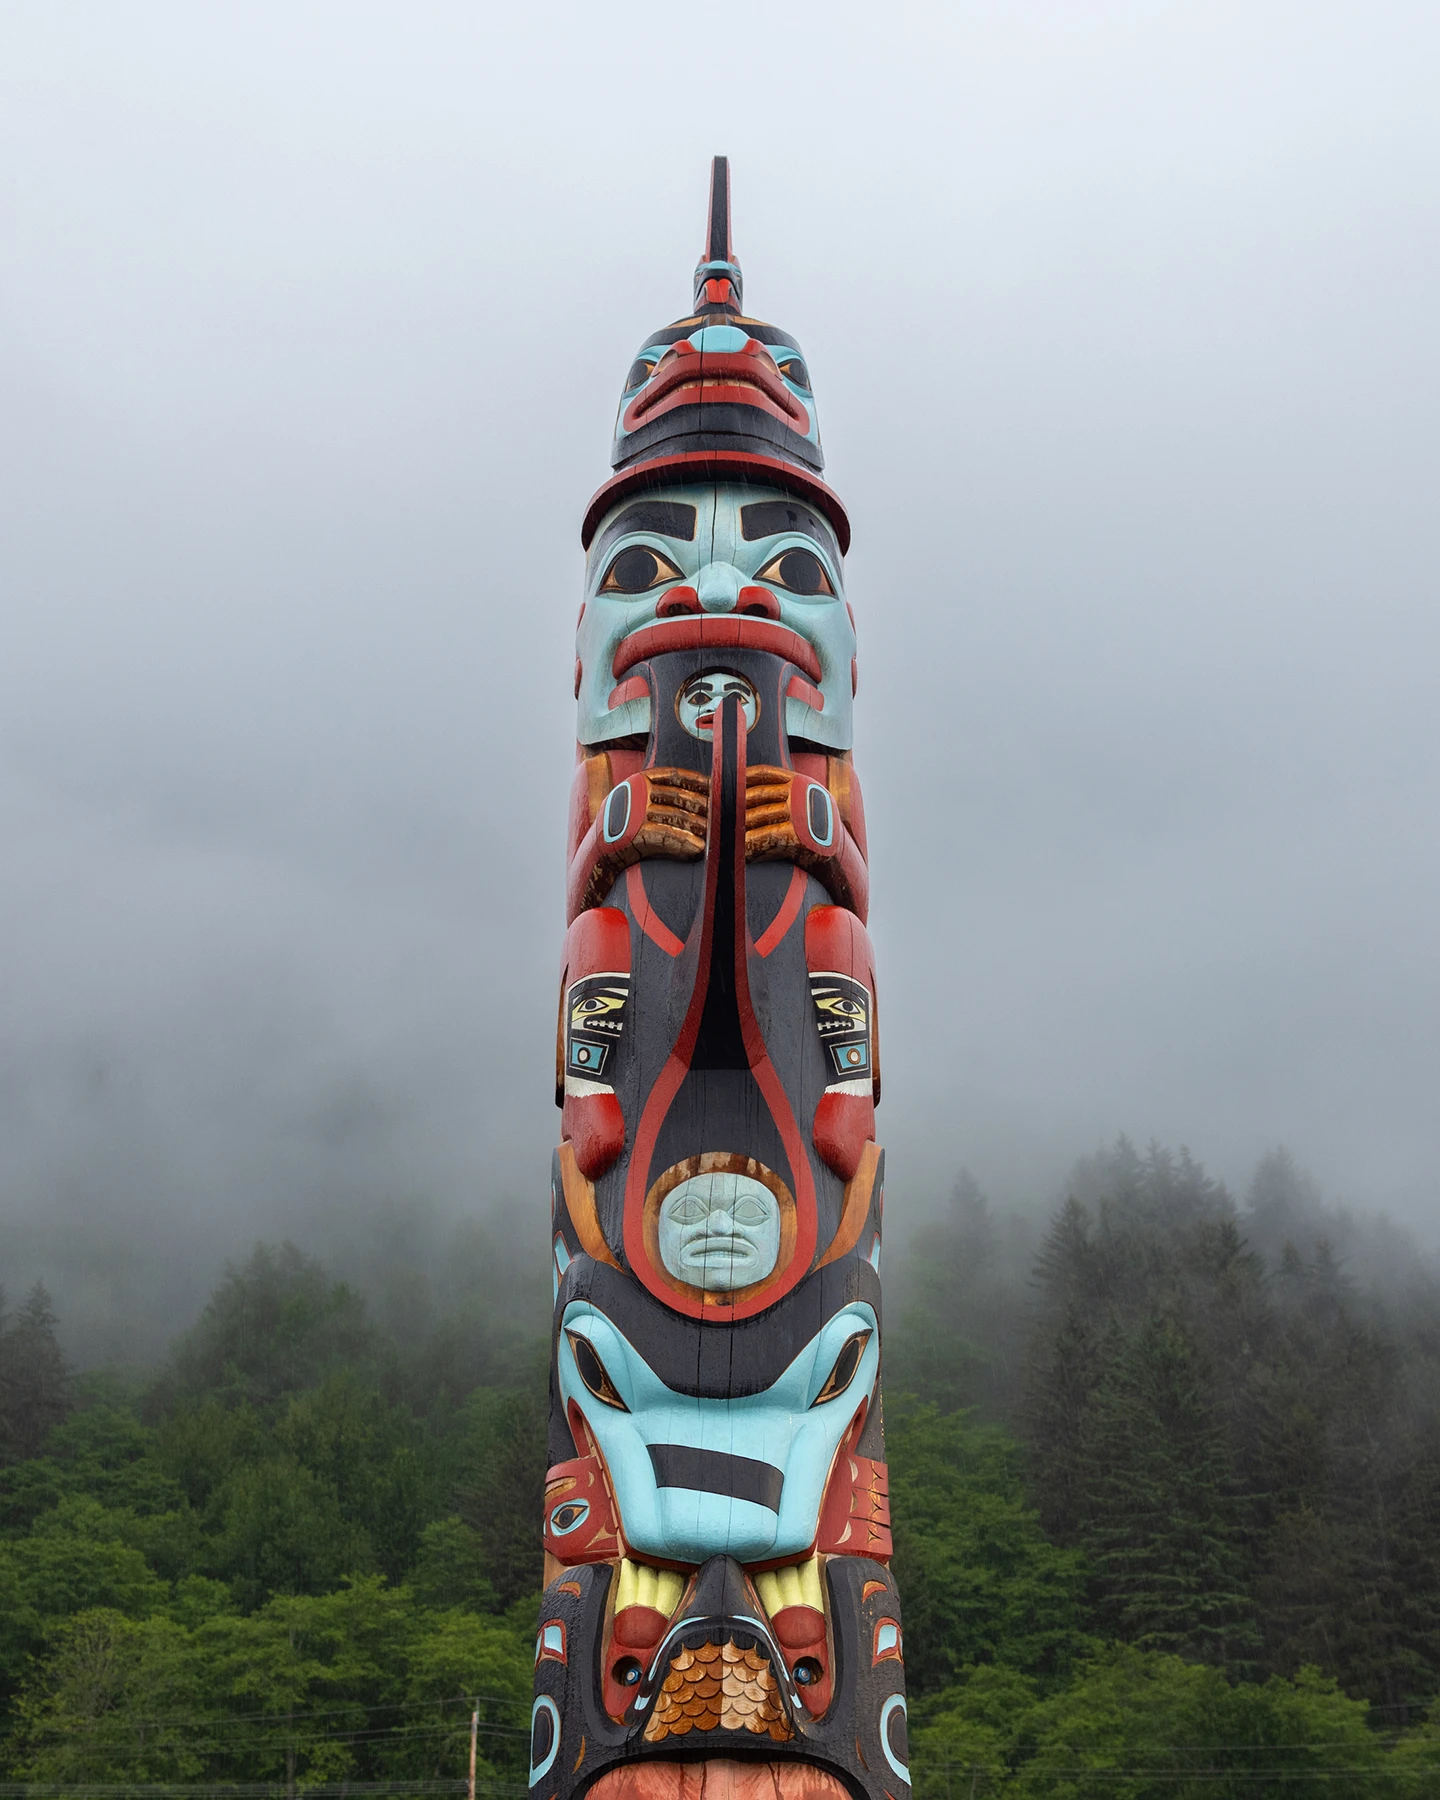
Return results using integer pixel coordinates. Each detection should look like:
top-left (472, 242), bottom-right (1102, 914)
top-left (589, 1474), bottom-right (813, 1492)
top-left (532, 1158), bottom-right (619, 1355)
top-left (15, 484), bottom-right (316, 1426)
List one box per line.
top-left (693, 155), bottom-right (743, 314)
top-left (706, 155), bottom-right (732, 266)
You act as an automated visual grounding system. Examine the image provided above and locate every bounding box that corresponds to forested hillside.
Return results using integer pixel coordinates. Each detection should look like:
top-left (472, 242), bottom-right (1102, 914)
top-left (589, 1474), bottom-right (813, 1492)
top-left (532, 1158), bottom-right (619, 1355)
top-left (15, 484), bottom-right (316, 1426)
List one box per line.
top-left (3, 1143), bottom-right (1440, 1796)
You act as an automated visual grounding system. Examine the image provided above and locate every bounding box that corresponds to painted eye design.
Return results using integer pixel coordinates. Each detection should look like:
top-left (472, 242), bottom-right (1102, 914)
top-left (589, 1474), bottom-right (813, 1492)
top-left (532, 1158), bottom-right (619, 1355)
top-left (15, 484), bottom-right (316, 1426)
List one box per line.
top-left (818, 996), bottom-right (866, 1020)
top-left (601, 546), bottom-right (684, 594)
top-left (572, 995), bottom-right (623, 1019)
top-left (624, 358), bottom-right (656, 390)
top-left (776, 357), bottom-right (811, 390)
top-left (812, 1330), bottom-right (872, 1406)
top-left (549, 1499), bottom-right (590, 1536)
top-left (754, 548), bottom-right (834, 597)
top-left (566, 1331), bottom-right (630, 1411)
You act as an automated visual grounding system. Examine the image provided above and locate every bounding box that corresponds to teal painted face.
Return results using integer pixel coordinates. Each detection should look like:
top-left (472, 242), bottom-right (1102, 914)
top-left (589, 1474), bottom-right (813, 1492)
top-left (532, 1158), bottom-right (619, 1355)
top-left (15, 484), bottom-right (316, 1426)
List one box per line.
top-left (657, 1172), bottom-right (781, 1291)
top-left (612, 324), bottom-right (823, 471)
top-left (577, 482), bottom-right (855, 752)
top-left (558, 1299), bottom-right (878, 1565)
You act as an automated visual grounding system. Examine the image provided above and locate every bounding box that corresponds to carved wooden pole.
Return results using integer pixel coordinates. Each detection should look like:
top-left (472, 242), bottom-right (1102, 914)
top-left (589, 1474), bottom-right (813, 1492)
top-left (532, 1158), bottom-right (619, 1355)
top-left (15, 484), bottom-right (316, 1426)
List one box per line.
top-left (532, 158), bottom-right (908, 1800)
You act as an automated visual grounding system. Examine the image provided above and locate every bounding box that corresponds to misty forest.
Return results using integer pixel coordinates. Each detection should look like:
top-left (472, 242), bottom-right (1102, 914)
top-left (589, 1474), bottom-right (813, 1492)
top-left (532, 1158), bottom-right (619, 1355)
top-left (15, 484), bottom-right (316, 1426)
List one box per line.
top-left (0, 1142), bottom-right (1437, 1797)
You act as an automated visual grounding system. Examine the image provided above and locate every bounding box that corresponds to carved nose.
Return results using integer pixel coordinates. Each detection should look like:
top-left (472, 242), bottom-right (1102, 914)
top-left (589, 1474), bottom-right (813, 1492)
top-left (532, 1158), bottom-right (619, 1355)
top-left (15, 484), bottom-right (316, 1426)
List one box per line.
top-left (697, 565), bottom-right (742, 613)
top-left (737, 585), bottom-right (782, 619)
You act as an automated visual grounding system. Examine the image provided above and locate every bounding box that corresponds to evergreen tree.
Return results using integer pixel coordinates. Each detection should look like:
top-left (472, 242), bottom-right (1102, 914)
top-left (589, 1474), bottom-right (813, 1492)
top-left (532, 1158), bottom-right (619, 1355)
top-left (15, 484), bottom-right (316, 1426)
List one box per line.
top-left (0, 1285), bottom-right (71, 1465)
top-left (1077, 1312), bottom-right (1259, 1667)
top-left (153, 1243), bottom-right (376, 1413)
top-left (888, 1171), bottom-right (1033, 1419)
top-left (456, 1385), bottom-right (548, 1608)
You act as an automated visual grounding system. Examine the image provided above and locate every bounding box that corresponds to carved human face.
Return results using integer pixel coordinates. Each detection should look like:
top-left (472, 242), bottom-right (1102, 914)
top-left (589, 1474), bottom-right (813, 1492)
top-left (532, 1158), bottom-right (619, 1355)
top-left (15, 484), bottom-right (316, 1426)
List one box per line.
top-left (675, 671), bottom-right (759, 739)
top-left (611, 323), bottom-right (822, 468)
top-left (657, 1172), bottom-right (781, 1291)
top-left (576, 482), bottom-right (855, 752)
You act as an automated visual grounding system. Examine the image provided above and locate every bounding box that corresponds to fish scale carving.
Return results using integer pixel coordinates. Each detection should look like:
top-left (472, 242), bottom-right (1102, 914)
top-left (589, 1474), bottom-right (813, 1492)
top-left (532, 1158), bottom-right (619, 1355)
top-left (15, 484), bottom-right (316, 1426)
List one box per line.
top-left (645, 1643), bottom-right (791, 1743)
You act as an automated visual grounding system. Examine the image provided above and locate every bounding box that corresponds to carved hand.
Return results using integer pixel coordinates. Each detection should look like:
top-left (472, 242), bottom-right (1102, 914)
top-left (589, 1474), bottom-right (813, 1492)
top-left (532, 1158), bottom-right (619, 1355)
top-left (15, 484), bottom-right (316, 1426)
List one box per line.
top-left (743, 765), bottom-right (802, 857)
top-left (635, 768), bottom-right (710, 857)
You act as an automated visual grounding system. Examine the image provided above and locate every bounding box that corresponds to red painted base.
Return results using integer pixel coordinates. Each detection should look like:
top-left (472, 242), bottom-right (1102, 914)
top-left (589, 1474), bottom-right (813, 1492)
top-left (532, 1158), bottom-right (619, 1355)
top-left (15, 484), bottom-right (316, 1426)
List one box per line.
top-left (587, 1760), bottom-right (853, 1800)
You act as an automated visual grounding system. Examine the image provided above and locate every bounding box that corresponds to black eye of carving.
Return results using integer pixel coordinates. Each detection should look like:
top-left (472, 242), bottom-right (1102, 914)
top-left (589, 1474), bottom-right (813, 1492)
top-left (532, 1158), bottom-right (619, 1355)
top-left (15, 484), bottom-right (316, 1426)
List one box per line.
top-left (777, 358), bottom-right (810, 389)
top-left (812, 1330), bottom-right (872, 1406)
top-left (567, 1331), bottom-right (629, 1410)
top-left (601, 546), bottom-right (682, 594)
top-left (755, 548), bottom-right (834, 597)
top-left (625, 359), bottom-right (654, 390)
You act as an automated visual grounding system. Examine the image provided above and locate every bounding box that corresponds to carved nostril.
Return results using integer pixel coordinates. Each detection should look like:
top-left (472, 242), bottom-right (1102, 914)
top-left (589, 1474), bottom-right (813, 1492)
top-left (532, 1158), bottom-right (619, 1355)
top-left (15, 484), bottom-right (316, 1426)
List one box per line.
top-left (656, 586), bottom-right (702, 618)
top-left (736, 585), bottom-right (782, 619)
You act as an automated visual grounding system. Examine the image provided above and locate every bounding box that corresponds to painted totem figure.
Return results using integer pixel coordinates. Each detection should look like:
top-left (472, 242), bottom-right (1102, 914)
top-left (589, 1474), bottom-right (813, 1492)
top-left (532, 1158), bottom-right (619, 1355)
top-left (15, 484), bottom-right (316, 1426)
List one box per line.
top-left (533, 160), bottom-right (908, 1800)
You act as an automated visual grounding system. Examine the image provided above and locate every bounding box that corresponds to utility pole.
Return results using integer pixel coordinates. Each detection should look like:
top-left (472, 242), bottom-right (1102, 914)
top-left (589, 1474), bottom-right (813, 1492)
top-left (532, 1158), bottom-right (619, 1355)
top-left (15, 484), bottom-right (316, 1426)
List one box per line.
top-left (468, 1700), bottom-right (479, 1800)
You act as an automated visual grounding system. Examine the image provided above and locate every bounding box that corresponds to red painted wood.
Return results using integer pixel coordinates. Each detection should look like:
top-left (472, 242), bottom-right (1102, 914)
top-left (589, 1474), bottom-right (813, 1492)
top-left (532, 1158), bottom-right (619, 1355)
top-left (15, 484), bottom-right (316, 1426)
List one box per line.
top-left (612, 616), bottom-right (822, 683)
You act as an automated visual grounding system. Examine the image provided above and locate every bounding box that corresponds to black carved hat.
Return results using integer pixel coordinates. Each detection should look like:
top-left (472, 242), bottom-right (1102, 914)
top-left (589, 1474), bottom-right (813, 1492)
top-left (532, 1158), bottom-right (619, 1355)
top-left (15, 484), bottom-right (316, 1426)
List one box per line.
top-left (581, 158), bottom-right (849, 554)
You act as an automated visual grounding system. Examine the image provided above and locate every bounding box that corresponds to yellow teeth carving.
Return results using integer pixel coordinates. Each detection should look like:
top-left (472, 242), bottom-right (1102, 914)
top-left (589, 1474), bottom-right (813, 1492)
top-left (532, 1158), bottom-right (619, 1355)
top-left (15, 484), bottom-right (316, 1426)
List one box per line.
top-left (753, 1555), bottom-right (823, 1618)
top-left (615, 1557), bottom-right (684, 1616)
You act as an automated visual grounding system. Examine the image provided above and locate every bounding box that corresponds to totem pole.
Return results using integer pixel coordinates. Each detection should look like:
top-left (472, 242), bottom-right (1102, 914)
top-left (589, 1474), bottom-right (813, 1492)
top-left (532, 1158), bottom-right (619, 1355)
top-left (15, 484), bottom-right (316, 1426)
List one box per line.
top-left (533, 159), bottom-right (907, 1800)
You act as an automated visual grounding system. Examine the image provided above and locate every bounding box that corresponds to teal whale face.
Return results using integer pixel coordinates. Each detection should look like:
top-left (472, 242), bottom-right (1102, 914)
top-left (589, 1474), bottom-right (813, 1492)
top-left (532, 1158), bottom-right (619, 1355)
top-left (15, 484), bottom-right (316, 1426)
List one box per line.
top-left (577, 481), bottom-right (855, 752)
top-left (558, 1299), bottom-right (879, 1565)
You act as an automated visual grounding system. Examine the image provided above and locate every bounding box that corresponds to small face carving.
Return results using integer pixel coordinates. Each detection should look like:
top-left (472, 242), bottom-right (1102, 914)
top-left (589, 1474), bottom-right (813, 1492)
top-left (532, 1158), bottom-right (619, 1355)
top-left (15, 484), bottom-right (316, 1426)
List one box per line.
top-left (565, 974), bottom-right (629, 1084)
top-left (577, 482), bottom-right (855, 752)
top-left (676, 670), bottom-right (759, 739)
top-left (657, 1172), bottom-right (781, 1291)
top-left (808, 973), bottom-right (872, 1085)
top-left (612, 324), bottom-right (822, 463)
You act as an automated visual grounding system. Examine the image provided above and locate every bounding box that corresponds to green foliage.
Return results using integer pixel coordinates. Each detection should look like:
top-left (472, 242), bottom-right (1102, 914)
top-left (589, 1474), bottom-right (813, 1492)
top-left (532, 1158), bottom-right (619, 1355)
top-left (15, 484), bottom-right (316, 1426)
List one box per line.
top-left (888, 1404), bottom-right (1090, 1692)
top-left (411, 1516), bottom-right (499, 1613)
top-left (456, 1383), bottom-right (550, 1609)
top-left (894, 1139), bottom-right (1440, 1717)
top-left (0, 1500), bottom-right (169, 1707)
top-left (912, 1650), bottom-right (1391, 1799)
top-left (1014, 1649), bottom-right (1386, 1799)
top-left (152, 1242), bottom-right (378, 1412)
top-left (206, 1454), bottom-right (374, 1608)
top-left (2, 1169), bottom-right (1438, 1795)
top-left (1077, 1313), bottom-right (1258, 1666)
top-left (0, 1238), bottom-right (546, 1777)
top-left (10, 1583), bottom-right (535, 1790)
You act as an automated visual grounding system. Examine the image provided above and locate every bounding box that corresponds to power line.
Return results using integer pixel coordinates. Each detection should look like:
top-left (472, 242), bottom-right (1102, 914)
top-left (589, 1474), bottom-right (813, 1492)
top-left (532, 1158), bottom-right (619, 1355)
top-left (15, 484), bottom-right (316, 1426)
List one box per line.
top-left (0, 1785), bottom-right (527, 1798)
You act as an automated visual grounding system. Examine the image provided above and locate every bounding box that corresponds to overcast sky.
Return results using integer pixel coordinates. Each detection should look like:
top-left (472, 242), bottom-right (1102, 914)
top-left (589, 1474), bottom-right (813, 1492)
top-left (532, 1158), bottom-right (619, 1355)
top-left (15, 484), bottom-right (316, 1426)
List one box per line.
top-left (1, 1), bottom-right (1437, 1343)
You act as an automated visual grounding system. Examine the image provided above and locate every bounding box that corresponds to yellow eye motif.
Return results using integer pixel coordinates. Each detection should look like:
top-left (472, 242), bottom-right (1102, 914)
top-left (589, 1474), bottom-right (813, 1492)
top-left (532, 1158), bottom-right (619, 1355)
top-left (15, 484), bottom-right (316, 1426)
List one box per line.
top-left (601, 546), bottom-right (684, 594)
top-left (571, 994), bottom-right (625, 1027)
top-left (817, 996), bottom-right (866, 1021)
top-left (753, 548), bottom-right (835, 597)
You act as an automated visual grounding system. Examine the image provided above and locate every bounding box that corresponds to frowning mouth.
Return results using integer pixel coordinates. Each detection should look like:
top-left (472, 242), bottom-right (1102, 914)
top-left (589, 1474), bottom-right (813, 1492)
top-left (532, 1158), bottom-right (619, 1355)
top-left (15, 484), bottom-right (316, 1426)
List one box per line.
top-left (683, 1236), bottom-right (751, 1257)
top-left (613, 616), bottom-right (823, 683)
top-left (625, 349), bottom-right (807, 432)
